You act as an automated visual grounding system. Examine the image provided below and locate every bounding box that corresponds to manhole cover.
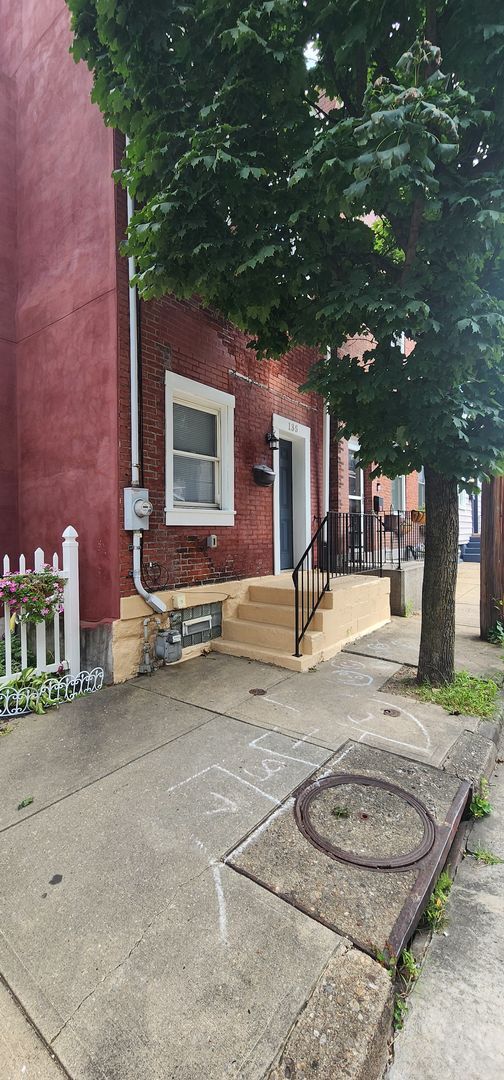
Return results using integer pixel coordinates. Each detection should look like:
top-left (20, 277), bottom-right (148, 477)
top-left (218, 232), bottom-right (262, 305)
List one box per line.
top-left (295, 775), bottom-right (436, 870)
top-left (249, 688), bottom-right (267, 696)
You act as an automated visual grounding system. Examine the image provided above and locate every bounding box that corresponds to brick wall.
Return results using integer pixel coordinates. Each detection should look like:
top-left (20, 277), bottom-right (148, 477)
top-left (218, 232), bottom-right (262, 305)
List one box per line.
top-left (116, 175), bottom-right (324, 598)
top-left (329, 429), bottom-right (420, 515)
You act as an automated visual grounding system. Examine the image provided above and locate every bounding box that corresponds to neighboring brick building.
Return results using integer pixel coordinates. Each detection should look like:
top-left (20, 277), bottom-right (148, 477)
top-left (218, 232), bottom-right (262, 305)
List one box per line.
top-left (329, 431), bottom-right (424, 516)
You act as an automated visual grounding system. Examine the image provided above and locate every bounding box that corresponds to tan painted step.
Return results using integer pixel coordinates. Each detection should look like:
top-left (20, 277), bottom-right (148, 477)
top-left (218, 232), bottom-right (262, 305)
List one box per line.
top-left (248, 573), bottom-right (387, 609)
top-left (222, 616), bottom-right (324, 656)
top-left (248, 583), bottom-right (298, 606)
top-left (238, 601), bottom-right (297, 628)
top-left (212, 637), bottom-right (312, 672)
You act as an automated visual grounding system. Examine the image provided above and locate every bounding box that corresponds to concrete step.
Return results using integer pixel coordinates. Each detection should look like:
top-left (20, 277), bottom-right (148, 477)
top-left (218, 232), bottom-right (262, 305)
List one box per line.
top-left (248, 583), bottom-right (297, 607)
top-left (464, 552), bottom-right (481, 562)
top-left (238, 602), bottom-right (297, 628)
top-left (221, 616), bottom-right (324, 656)
top-left (212, 637), bottom-right (310, 672)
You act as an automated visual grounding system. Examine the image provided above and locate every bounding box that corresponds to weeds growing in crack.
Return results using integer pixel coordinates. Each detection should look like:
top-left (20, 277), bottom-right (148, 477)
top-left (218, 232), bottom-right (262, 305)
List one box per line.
top-left (469, 778), bottom-right (493, 819)
top-left (470, 846), bottom-right (503, 865)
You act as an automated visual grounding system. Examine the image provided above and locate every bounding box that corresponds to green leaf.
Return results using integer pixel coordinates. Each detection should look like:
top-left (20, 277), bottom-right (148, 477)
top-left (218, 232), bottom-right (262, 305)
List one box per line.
top-left (235, 245), bottom-right (278, 274)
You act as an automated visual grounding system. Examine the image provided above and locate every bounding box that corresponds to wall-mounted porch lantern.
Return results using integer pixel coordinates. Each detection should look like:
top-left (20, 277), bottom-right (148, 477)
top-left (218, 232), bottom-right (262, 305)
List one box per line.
top-left (265, 429), bottom-right (280, 452)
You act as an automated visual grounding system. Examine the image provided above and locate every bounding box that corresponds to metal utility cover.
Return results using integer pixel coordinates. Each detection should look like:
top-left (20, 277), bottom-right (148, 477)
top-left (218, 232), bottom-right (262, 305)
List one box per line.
top-left (226, 741), bottom-right (469, 959)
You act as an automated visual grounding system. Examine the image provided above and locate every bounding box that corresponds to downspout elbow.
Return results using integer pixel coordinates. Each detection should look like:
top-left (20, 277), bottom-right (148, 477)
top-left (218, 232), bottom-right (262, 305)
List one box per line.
top-left (132, 532), bottom-right (167, 615)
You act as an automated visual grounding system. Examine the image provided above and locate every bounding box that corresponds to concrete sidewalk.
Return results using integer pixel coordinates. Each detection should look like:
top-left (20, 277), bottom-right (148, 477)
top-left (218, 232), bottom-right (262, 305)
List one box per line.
top-left (389, 738), bottom-right (504, 1080)
top-left (0, 564), bottom-right (500, 1079)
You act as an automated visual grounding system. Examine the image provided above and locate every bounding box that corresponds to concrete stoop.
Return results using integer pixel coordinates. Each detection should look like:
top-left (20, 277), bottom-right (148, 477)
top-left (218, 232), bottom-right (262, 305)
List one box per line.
top-left (213, 574), bottom-right (391, 671)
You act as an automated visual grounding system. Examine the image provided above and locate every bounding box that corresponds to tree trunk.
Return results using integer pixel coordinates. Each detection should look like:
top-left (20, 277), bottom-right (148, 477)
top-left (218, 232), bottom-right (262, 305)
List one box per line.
top-left (480, 477), bottom-right (504, 638)
top-left (417, 467), bottom-right (459, 685)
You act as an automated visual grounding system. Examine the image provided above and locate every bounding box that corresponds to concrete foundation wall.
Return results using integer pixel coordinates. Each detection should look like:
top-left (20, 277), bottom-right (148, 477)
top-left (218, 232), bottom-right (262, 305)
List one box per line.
top-left (379, 563), bottom-right (424, 617)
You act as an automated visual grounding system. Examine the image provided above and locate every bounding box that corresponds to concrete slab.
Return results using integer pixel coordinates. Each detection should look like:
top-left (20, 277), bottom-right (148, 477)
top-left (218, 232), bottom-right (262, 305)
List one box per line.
top-left (0, 981), bottom-right (67, 1080)
top-left (52, 869), bottom-right (338, 1080)
top-left (229, 653), bottom-right (476, 767)
top-left (389, 734), bottom-right (504, 1080)
top-left (389, 860), bottom-right (504, 1080)
top-left (466, 746), bottom-right (504, 861)
top-left (454, 602), bottom-right (479, 629)
top-left (443, 730), bottom-right (497, 785)
top-left (0, 682), bottom-right (215, 831)
top-left (227, 742), bottom-right (468, 957)
top-left (343, 616), bottom-right (501, 679)
top-left (0, 714), bottom-right (333, 1072)
top-left (140, 650), bottom-right (291, 712)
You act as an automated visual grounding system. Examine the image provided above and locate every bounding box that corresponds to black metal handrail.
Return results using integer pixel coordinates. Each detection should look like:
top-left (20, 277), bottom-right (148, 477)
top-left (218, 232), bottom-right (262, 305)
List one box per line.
top-left (291, 509), bottom-right (425, 656)
top-left (292, 511), bottom-right (385, 657)
top-left (292, 513), bottom-right (331, 658)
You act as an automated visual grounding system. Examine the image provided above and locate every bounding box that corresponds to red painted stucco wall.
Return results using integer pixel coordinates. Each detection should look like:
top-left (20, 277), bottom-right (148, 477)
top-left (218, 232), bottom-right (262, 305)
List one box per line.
top-left (0, 0), bottom-right (120, 624)
top-left (0, 66), bottom-right (18, 557)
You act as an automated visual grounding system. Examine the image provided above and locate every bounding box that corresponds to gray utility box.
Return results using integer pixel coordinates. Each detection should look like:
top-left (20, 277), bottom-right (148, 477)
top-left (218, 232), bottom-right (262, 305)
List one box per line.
top-left (155, 630), bottom-right (182, 664)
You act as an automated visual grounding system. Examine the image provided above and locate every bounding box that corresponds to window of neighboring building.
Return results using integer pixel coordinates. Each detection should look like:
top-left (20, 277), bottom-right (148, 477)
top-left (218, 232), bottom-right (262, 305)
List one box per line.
top-left (391, 475), bottom-right (406, 512)
top-left (165, 372), bottom-right (235, 526)
top-left (348, 437), bottom-right (363, 514)
top-left (417, 467), bottom-right (425, 510)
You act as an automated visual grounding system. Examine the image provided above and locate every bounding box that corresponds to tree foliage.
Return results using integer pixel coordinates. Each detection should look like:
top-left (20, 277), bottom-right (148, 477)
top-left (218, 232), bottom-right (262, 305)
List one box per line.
top-left (67, 0), bottom-right (504, 483)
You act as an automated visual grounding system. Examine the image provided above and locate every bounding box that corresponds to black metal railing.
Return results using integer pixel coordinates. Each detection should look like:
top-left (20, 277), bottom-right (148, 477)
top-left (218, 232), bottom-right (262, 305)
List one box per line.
top-left (380, 510), bottom-right (426, 568)
top-left (292, 509), bottom-right (425, 656)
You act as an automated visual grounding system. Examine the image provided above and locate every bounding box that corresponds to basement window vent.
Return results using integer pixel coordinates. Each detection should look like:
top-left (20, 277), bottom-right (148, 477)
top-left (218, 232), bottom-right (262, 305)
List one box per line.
top-left (182, 615), bottom-right (212, 638)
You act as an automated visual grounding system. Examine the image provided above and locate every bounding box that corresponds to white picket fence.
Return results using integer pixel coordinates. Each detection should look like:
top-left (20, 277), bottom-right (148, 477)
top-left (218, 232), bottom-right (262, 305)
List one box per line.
top-left (1, 526), bottom-right (80, 687)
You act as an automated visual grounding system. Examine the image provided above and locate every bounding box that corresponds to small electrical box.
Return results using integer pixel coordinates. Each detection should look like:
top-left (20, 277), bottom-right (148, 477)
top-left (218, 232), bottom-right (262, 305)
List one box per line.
top-left (172, 593), bottom-right (186, 610)
top-left (155, 629), bottom-right (182, 664)
top-left (124, 487), bottom-right (153, 530)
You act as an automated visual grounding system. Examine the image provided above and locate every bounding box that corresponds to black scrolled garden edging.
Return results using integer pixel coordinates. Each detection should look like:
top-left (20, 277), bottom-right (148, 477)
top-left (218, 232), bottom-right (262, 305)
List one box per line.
top-left (294, 773), bottom-right (437, 871)
top-left (0, 667), bottom-right (105, 719)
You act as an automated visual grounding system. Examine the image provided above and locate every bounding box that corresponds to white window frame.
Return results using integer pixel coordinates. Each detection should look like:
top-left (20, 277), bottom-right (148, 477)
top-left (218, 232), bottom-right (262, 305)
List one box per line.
top-left (391, 475), bottom-right (406, 512)
top-left (417, 466), bottom-right (425, 510)
top-left (165, 372), bottom-right (235, 526)
top-left (348, 436), bottom-right (364, 515)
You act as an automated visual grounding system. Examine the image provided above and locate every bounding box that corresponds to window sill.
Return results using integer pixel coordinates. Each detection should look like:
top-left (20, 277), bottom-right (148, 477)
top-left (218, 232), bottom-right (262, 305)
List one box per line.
top-left (165, 509), bottom-right (235, 527)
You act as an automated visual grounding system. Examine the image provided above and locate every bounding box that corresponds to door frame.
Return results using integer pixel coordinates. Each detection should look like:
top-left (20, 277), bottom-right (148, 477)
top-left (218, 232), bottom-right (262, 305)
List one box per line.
top-left (272, 413), bottom-right (311, 574)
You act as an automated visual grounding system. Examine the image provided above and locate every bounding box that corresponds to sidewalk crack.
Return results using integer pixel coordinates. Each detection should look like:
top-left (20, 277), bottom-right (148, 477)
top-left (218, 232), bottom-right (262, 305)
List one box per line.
top-left (50, 865), bottom-right (210, 1045)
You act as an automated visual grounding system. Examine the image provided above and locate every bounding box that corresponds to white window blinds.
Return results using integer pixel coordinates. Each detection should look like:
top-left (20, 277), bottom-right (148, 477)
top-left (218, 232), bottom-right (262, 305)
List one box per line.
top-left (173, 403), bottom-right (219, 506)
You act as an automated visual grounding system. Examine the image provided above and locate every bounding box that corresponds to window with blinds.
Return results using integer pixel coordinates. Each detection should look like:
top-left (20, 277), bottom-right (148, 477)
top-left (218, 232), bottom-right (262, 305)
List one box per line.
top-left (173, 403), bottom-right (220, 506)
top-left (391, 475), bottom-right (406, 511)
top-left (165, 371), bottom-right (235, 526)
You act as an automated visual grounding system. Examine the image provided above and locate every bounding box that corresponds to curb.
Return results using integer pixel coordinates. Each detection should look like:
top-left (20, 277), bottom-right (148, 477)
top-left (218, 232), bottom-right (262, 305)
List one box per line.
top-left (442, 694), bottom-right (504, 790)
top-left (267, 944), bottom-right (393, 1080)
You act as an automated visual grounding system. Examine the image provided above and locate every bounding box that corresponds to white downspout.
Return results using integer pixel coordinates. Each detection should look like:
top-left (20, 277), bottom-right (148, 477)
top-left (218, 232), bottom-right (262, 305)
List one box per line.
top-left (126, 139), bottom-right (167, 615)
top-left (132, 532), bottom-right (166, 614)
top-left (323, 405), bottom-right (330, 516)
top-left (322, 347), bottom-right (331, 516)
